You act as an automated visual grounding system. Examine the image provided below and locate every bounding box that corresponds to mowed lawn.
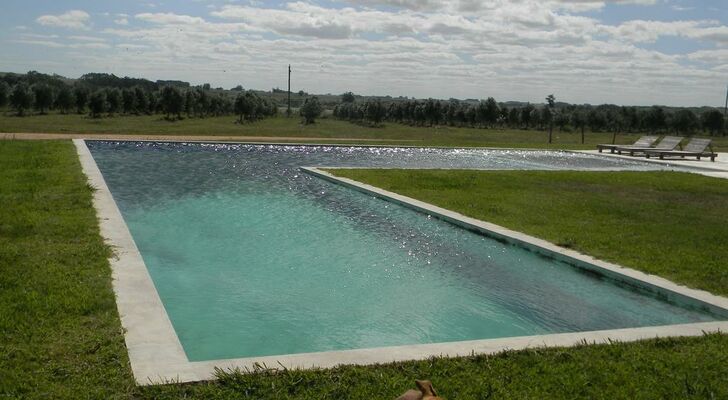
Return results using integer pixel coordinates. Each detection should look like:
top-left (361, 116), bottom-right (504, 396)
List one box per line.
top-left (327, 169), bottom-right (728, 297)
top-left (4, 110), bottom-right (726, 150)
top-left (0, 141), bottom-right (136, 397)
top-left (1, 140), bottom-right (728, 399)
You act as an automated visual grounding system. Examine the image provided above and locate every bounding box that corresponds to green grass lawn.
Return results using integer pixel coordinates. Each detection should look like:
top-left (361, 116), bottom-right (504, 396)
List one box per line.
top-left (0, 140), bottom-right (136, 398)
top-left (4, 110), bottom-right (723, 150)
top-left (327, 169), bottom-right (728, 297)
top-left (2, 140), bottom-right (727, 399)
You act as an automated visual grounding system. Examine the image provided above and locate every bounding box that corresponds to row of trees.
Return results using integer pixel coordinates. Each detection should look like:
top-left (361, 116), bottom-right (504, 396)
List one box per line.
top-left (333, 97), bottom-right (726, 137)
top-left (0, 71), bottom-right (193, 93)
top-left (0, 81), bottom-right (277, 121)
top-left (232, 90), bottom-right (279, 123)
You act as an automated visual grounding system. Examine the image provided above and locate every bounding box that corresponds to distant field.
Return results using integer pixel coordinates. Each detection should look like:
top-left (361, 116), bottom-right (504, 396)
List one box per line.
top-left (4, 110), bottom-right (722, 150)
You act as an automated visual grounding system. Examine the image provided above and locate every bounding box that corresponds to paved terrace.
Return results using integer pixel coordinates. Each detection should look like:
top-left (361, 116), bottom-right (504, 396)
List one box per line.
top-left (578, 150), bottom-right (728, 179)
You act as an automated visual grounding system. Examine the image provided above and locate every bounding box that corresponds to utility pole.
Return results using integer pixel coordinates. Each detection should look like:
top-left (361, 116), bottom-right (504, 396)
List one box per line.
top-left (724, 85), bottom-right (727, 118)
top-left (287, 64), bottom-right (291, 117)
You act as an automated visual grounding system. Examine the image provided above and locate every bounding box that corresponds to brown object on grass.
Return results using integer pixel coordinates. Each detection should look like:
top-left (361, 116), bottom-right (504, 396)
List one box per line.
top-left (396, 380), bottom-right (443, 400)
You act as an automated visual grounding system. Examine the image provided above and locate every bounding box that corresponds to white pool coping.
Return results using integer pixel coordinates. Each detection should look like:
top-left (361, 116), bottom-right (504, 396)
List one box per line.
top-left (75, 139), bottom-right (728, 386)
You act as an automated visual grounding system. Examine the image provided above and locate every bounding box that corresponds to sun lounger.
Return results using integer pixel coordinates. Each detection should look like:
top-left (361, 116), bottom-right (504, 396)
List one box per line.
top-left (645, 138), bottom-right (718, 162)
top-left (616, 136), bottom-right (683, 156)
top-left (597, 135), bottom-right (658, 153)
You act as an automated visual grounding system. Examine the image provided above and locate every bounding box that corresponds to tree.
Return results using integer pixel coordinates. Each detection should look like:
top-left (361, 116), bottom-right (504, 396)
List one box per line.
top-left (160, 86), bottom-right (184, 119)
top-left (0, 82), bottom-right (9, 109)
top-left (571, 110), bottom-right (586, 144)
top-left (134, 87), bottom-right (148, 114)
top-left (475, 100), bottom-right (488, 127)
top-left (341, 91), bottom-right (355, 103)
top-left (644, 106), bottom-right (667, 133)
top-left (424, 99), bottom-right (441, 126)
top-left (55, 85), bottom-right (74, 114)
top-left (520, 104), bottom-right (534, 129)
top-left (234, 92), bottom-right (253, 123)
top-left (508, 107), bottom-right (520, 128)
top-left (88, 90), bottom-right (107, 118)
top-left (106, 88), bottom-right (122, 115)
top-left (669, 109), bottom-right (698, 135)
top-left (364, 99), bottom-right (386, 125)
top-left (184, 90), bottom-right (195, 117)
top-left (10, 84), bottom-right (33, 116)
top-left (554, 111), bottom-right (570, 133)
top-left (300, 96), bottom-right (322, 124)
top-left (196, 88), bottom-right (209, 118)
top-left (607, 108), bottom-right (625, 143)
top-left (484, 97), bottom-right (499, 127)
top-left (499, 106), bottom-right (509, 127)
top-left (545, 94), bottom-right (555, 143)
top-left (121, 88), bottom-right (136, 114)
top-left (701, 109), bottom-right (724, 136)
top-left (621, 106), bottom-right (639, 133)
top-left (147, 91), bottom-right (158, 114)
top-left (73, 86), bottom-right (89, 114)
top-left (33, 84), bottom-right (54, 114)
top-left (540, 107), bottom-right (552, 130)
top-left (587, 108), bottom-right (607, 132)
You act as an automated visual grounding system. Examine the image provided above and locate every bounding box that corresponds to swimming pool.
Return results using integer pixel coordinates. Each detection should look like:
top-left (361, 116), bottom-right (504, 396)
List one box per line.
top-left (85, 141), bottom-right (724, 366)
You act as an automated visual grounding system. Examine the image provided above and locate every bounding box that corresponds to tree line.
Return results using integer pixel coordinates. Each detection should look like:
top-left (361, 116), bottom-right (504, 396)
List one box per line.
top-left (2, 71), bottom-right (725, 134)
top-left (0, 71), bottom-right (279, 122)
top-left (334, 97), bottom-right (726, 138)
top-left (0, 80), bottom-right (277, 122)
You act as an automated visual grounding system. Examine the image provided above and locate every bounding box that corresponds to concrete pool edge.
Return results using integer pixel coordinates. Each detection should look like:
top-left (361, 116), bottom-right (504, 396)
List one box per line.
top-left (302, 167), bottom-right (728, 317)
top-left (74, 139), bottom-right (196, 384)
top-left (74, 139), bottom-right (728, 386)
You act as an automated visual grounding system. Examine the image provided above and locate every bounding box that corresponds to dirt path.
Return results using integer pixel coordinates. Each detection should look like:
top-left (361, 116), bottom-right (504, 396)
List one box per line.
top-left (0, 132), bottom-right (413, 143)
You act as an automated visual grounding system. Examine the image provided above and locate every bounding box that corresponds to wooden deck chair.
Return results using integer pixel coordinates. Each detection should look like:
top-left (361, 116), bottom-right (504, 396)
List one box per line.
top-left (616, 136), bottom-right (683, 156)
top-left (645, 138), bottom-right (718, 162)
top-left (597, 135), bottom-right (658, 153)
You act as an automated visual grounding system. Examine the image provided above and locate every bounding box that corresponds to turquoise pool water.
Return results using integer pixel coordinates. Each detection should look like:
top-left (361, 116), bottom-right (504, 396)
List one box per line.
top-left (88, 141), bottom-right (719, 362)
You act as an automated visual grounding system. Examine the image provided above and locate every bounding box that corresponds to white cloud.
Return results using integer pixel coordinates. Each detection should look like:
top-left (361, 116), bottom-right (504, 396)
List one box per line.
top-left (685, 48), bottom-right (728, 63)
top-left (19, 33), bottom-right (60, 40)
top-left (345, 0), bottom-right (446, 12)
top-left (686, 26), bottom-right (728, 45)
top-left (12, 39), bottom-right (109, 49)
top-left (343, 0), bottom-right (658, 13)
top-left (114, 18), bottom-right (129, 26)
top-left (136, 12), bottom-right (206, 25)
top-left (36, 10), bottom-right (90, 30)
top-left (68, 35), bottom-right (105, 42)
top-left (116, 43), bottom-right (151, 50)
top-left (597, 19), bottom-right (728, 45)
top-left (604, 19), bottom-right (710, 43)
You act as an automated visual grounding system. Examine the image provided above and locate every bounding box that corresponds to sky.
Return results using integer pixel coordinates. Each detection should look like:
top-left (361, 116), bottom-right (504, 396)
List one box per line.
top-left (1, 0), bottom-right (727, 106)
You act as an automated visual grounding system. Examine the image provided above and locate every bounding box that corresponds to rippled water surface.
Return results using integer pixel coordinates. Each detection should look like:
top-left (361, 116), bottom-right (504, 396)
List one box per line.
top-left (88, 141), bottom-right (716, 361)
